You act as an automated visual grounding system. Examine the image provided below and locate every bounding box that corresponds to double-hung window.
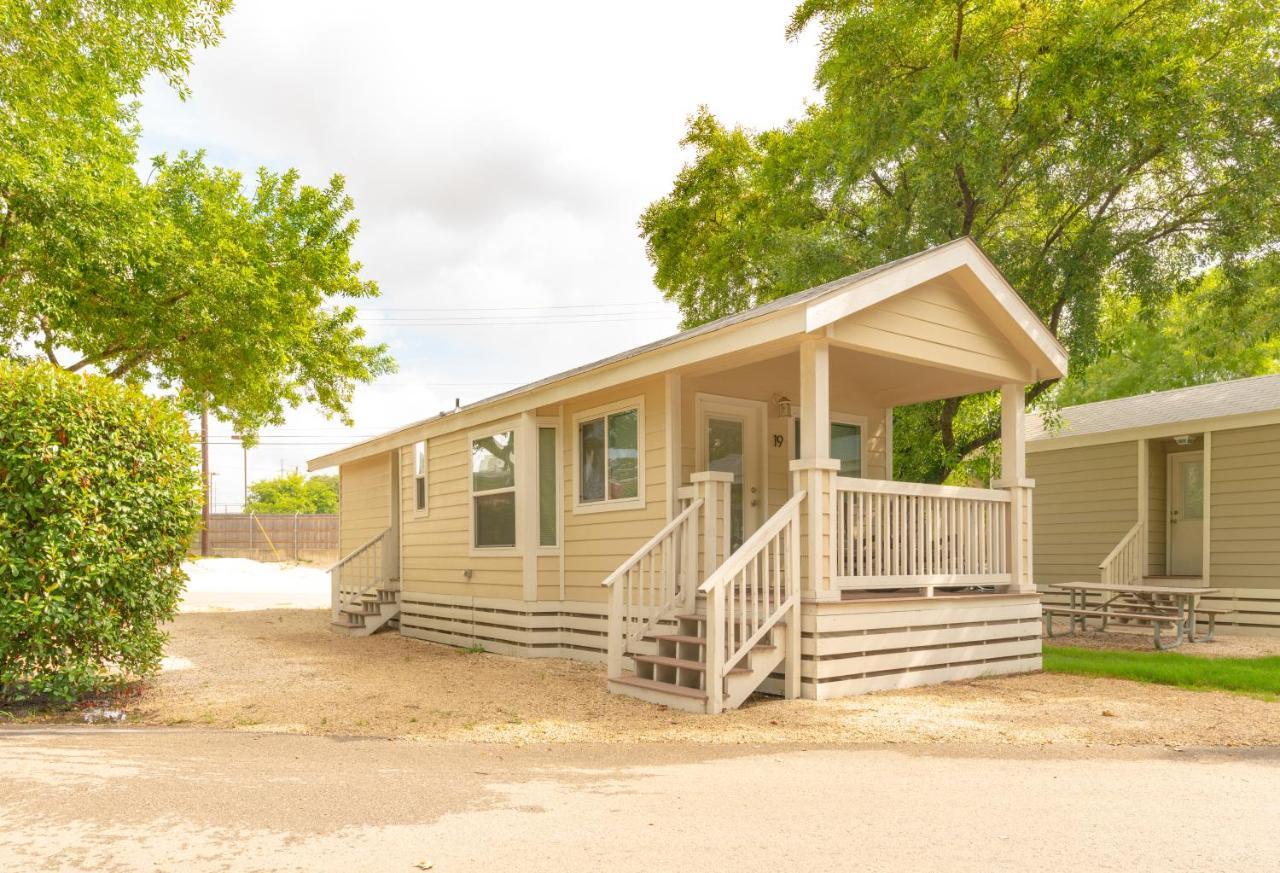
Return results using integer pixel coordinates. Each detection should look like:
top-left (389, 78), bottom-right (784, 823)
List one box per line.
top-left (574, 399), bottom-right (643, 511)
top-left (793, 415), bottom-right (865, 478)
top-left (413, 441), bottom-right (427, 512)
top-left (472, 430), bottom-right (516, 548)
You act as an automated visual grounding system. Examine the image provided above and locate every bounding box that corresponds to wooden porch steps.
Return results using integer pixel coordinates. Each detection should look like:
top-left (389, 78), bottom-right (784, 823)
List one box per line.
top-left (609, 611), bottom-right (789, 713)
top-left (609, 675), bottom-right (707, 701)
top-left (632, 653), bottom-right (751, 675)
top-left (330, 585), bottom-right (401, 637)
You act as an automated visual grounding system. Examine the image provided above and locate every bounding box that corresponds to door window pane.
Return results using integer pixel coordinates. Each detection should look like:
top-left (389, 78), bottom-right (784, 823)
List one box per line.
top-left (538, 427), bottom-right (557, 546)
top-left (831, 423), bottom-right (862, 477)
top-left (708, 416), bottom-right (745, 551)
top-left (471, 432), bottom-right (514, 491)
top-left (1181, 460), bottom-right (1204, 520)
top-left (607, 410), bottom-right (639, 499)
top-left (579, 417), bottom-right (605, 502)
top-left (474, 492), bottom-right (516, 548)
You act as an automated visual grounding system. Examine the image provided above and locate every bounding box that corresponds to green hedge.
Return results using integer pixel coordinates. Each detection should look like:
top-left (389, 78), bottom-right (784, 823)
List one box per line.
top-left (0, 362), bottom-right (202, 703)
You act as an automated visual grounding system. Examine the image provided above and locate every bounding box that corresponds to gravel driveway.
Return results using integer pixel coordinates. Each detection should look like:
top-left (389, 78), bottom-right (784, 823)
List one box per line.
top-left (1, 727), bottom-right (1276, 873)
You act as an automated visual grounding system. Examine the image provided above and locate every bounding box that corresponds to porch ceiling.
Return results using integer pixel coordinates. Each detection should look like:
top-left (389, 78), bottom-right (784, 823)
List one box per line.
top-left (677, 343), bottom-right (1010, 408)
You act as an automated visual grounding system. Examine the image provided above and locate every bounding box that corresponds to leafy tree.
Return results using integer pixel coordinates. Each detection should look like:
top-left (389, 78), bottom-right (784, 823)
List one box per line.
top-left (1, 0), bottom-right (393, 438)
top-left (0, 361), bottom-right (203, 703)
top-left (641, 0), bottom-right (1280, 482)
top-left (1057, 257), bottom-right (1280, 406)
top-left (245, 472), bottom-right (339, 515)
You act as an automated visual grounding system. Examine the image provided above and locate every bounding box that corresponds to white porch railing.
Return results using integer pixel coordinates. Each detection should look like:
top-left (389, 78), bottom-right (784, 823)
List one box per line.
top-left (833, 477), bottom-right (1012, 595)
top-left (700, 490), bottom-right (804, 713)
top-left (1099, 521), bottom-right (1144, 586)
top-left (330, 528), bottom-right (392, 623)
top-left (603, 498), bottom-right (704, 679)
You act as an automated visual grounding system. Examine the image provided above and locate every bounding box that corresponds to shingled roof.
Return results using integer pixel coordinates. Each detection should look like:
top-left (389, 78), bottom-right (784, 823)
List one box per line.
top-left (1028, 373), bottom-right (1280, 441)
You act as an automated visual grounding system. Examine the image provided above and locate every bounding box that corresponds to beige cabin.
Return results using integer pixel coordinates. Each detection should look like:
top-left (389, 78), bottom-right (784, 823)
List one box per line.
top-left (310, 238), bottom-right (1068, 712)
top-left (1028, 375), bottom-right (1280, 636)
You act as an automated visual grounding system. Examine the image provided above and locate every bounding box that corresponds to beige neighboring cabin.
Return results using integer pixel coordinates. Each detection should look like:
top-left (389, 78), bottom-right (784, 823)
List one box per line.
top-left (1028, 374), bottom-right (1280, 635)
top-left (311, 238), bottom-right (1068, 712)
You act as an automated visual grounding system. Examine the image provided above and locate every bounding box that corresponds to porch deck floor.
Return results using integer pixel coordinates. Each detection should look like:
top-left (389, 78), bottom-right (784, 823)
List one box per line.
top-left (835, 588), bottom-right (1029, 604)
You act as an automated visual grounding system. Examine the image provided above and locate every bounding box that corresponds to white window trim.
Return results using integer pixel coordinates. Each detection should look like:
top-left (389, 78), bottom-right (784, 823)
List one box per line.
top-left (536, 418), bottom-right (562, 554)
top-left (411, 440), bottom-right (429, 517)
top-left (468, 419), bottom-right (520, 556)
top-left (571, 395), bottom-right (646, 515)
top-left (789, 408), bottom-right (870, 478)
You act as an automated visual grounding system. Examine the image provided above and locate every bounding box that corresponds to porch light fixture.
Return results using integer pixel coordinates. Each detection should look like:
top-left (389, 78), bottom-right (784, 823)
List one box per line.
top-left (1173, 435), bottom-right (1192, 447)
top-left (771, 394), bottom-right (793, 418)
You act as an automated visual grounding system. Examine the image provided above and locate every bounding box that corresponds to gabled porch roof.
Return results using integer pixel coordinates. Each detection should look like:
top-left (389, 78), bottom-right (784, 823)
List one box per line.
top-left (310, 237), bottom-right (1066, 471)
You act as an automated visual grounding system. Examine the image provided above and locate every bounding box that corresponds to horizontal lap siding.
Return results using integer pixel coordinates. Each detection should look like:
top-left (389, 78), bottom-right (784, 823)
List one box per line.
top-left (396, 593), bottom-right (1044, 692)
top-left (829, 278), bottom-right (1030, 382)
top-left (562, 377), bottom-right (667, 603)
top-left (755, 595), bottom-right (1042, 700)
top-left (339, 453), bottom-right (392, 557)
top-left (400, 430), bottom-right (523, 601)
top-left (1028, 441), bottom-right (1138, 589)
top-left (1212, 424), bottom-right (1280, 593)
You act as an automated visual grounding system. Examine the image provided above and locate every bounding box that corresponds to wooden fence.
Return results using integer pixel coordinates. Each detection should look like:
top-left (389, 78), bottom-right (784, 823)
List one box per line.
top-left (193, 513), bottom-right (338, 564)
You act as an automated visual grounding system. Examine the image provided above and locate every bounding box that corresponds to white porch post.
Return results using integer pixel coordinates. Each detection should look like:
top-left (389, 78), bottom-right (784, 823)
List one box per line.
top-left (994, 383), bottom-right (1036, 593)
top-left (799, 339), bottom-right (830, 459)
top-left (690, 471), bottom-right (733, 584)
top-left (884, 406), bottom-right (894, 480)
top-left (796, 338), bottom-right (838, 600)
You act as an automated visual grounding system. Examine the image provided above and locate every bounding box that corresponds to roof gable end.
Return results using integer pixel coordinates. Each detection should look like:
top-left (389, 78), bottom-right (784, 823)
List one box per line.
top-left (804, 238), bottom-right (1067, 380)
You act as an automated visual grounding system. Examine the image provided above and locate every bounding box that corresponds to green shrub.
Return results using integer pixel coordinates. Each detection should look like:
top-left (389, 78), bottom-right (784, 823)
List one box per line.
top-left (0, 362), bottom-right (203, 703)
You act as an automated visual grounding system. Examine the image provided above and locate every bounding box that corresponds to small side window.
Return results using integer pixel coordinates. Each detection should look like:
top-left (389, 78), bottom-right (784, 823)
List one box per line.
top-left (413, 441), bottom-right (427, 511)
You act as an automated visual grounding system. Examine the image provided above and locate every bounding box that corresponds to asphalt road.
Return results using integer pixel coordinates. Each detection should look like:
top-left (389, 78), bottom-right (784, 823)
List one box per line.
top-left (1, 727), bottom-right (1276, 873)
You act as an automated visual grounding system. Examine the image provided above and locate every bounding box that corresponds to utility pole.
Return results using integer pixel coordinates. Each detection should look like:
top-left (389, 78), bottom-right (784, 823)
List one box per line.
top-left (240, 438), bottom-right (248, 511)
top-left (200, 407), bottom-right (210, 556)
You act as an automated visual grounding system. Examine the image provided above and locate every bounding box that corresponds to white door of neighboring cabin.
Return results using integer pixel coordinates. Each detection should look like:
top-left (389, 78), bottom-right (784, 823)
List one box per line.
top-left (696, 395), bottom-right (766, 553)
top-left (1167, 451), bottom-right (1205, 577)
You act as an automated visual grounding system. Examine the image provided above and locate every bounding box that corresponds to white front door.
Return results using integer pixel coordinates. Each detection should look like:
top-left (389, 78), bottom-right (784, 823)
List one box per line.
top-left (1168, 451), bottom-right (1204, 576)
top-left (697, 396), bottom-right (765, 553)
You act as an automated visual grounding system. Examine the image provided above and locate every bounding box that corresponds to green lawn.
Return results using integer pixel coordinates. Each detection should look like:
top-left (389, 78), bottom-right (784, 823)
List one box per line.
top-left (1043, 646), bottom-right (1280, 700)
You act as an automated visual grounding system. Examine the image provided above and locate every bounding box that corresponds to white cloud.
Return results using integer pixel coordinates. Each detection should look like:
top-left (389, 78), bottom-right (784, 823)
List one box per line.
top-left (139, 0), bottom-right (819, 507)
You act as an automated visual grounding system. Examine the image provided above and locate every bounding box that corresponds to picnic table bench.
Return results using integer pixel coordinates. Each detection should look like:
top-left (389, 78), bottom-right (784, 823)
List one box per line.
top-left (1043, 606), bottom-right (1183, 649)
top-left (1045, 582), bottom-right (1232, 649)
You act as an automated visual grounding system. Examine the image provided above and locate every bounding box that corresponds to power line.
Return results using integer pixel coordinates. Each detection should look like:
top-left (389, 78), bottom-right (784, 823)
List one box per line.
top-left (354, 315), bottom-right (673, 326)
top-left (353, 301), bottom-right (667, 312)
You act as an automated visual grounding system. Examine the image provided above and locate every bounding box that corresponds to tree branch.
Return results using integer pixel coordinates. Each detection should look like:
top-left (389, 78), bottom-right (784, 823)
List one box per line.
top-left (37, 318), bottom-right (62, 368)
top-left (65, 341), bottom-right (132, 373)
top-left (951, 378), bottom-right (1059, 460)
top-left (106, 349), bottom-right (152, 379)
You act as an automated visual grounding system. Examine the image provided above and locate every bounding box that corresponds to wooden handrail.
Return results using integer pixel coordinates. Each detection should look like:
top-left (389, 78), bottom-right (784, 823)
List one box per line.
top-left (701, 491), bottom-right (805, 713)
top-left (699, 491), bottom-right (806, 593)
top-left (832, 479), bottom-right (1012, 592)
top-left (602, 498), bottom-right (704, 588)
top-left (330, 528), bottom-right (391, 623)
top-left (604, 496), bottom-right (705, 679)
top-left (834, 476), bottom-right (1012, 502)
top-left (330, 529), bottom-right (389, 572)
top-left (1098, 521), bottom-right (1143, 570)
top-left (1098, 521), bottom-right (1144, 587)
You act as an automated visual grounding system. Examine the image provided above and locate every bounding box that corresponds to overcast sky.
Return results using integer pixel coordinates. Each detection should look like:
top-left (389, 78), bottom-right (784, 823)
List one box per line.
top-left (137, 1), bottom-right (819, 510)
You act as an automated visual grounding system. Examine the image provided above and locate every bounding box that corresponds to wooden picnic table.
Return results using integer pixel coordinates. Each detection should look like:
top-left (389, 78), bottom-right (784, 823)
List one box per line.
top-left (1048, 582), bottom-right (1220, 648)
